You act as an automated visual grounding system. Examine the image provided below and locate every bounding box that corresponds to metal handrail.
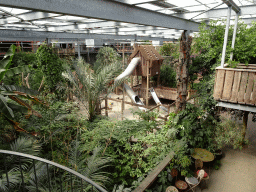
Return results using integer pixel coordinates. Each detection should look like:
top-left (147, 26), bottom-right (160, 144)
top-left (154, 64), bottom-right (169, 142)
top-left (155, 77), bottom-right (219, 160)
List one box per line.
top-left (0, 149), bottom-right (108, 192)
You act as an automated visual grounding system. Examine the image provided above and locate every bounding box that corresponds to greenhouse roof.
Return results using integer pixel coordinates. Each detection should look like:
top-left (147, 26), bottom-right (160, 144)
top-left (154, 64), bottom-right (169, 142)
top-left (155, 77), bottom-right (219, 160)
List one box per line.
top-left (0, 0), bottom-right (255, 42)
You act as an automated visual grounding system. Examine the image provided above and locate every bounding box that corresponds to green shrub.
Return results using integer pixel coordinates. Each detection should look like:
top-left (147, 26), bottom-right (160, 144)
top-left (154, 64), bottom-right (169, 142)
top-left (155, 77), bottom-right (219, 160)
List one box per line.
top-left (36, 44), bottom-right (64, 93)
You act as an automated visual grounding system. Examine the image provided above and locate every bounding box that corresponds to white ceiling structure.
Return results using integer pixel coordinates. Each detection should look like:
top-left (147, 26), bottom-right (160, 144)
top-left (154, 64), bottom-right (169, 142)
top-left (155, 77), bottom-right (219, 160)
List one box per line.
top-left (0, 0), bottom-right (255, 44)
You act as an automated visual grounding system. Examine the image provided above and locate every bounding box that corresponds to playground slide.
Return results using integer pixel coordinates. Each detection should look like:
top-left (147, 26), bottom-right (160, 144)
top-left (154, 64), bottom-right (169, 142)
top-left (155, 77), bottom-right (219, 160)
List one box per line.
top-left (115, 57), bottom-right (140, 83)
top-left (149, 88), bottom-right (168, 112)
top-left (114, 57), bottom-right (146, 111)
top-left (114, 57), bottom-right (167, 112)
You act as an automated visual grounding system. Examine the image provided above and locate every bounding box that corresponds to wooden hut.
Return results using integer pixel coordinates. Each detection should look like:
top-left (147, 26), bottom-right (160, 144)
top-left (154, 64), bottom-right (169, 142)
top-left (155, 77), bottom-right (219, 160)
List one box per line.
top-left (128, 45), bottom-right (164, 105)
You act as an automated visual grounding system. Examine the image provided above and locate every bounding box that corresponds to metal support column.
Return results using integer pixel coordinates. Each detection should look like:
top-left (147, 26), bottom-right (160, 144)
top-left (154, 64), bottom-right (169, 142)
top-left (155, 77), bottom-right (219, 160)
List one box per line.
top-left (230, 13), bottom-right (239, 61)
top-left (221, 6), bottom-right (232, 68)
top-left (77, 43), bottom-right (81, 59)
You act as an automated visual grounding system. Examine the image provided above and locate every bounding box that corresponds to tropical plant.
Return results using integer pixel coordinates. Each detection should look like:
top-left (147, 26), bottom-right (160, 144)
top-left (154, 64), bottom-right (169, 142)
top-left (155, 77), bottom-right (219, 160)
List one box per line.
top-left (158, 64), bottom-right (177, 88)
top-left (0, 45), bottom-right (42, 133)
top-left (36, 44), bottom-right (64, 93)
top-left (94, 46), bottom-right (121, 70)
top-left (159, 43), bottom-right (179, 59)
top-left (63, 58), bottom-right (123, 121)
top-left (0, 136), bottom-right (41, 192)
top-left (214, 115), bottom-right (247, 150)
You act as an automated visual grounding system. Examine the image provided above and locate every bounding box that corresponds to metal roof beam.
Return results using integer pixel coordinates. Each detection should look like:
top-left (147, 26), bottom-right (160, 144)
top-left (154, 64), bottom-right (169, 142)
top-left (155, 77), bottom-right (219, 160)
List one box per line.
top-left (222, 0), bottom-right (241, 13)
top-left (0, 29), bottom-right (175, 41)
top-left (112, 0), bottom-right (155, 5)
top-left (0, 0), bottom-right (200, 31)
top-left (174, 5), bottom-right (256, 20)
top-left (47, 21), bottom-right (120, 31)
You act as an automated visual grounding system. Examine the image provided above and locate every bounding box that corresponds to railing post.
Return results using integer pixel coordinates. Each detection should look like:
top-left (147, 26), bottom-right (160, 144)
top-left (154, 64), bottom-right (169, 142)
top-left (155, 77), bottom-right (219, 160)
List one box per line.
top-left (46, 163), bottom-right (51, 192)
top-left (4, 154), bottom-right (10, 189)
top-left (59, 174), bottom-right (63, 192)
top-left (230, 12), bottom-right (239, 61)
top-left (33, 159), bottom-right (39, 192)
top-left (70, 173), bottom-right (73, 192)
top-left (19, 156), bottom-right (25, 192)
top-left (221, 6), bottom-right (232, 68)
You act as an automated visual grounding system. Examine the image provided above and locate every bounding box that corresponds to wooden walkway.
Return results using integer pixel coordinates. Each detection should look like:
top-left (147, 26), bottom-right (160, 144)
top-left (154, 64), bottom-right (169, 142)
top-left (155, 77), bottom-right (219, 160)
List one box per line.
top-left (133, 151), bottom-right (175, 192)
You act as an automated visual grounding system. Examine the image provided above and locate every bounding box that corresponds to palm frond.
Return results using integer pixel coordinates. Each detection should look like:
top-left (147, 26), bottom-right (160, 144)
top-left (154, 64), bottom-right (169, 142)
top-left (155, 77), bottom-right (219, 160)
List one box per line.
top-left (82, 147), bottom-right (112, 187)
top-left (0, 170), bottom-right (20, 192)
top-left (0, 94), bottom-right (14, 118)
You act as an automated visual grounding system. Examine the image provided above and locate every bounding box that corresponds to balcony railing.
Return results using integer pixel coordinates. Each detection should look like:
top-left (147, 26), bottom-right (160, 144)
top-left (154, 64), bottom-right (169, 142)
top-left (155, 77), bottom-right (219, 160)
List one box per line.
top-left (0, 149), bottom-right (107, 192)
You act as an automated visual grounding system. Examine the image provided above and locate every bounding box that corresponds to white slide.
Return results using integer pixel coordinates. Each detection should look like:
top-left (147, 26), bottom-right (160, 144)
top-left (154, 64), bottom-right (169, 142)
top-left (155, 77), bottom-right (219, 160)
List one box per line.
top-left (114, 57), bottom-right (167, 113)
top-left (150, 88), bottom-right (168, 112)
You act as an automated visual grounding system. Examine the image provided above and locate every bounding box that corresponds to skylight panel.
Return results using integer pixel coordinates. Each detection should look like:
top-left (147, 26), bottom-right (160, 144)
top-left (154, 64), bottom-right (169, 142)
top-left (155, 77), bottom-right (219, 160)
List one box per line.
top-left (54, 15), bottom-right (86, 21)
top-left (158, 9), bottom-right (175, 14)
top-left (136, 3), bottom-right (164, 11)
top-left (0, 6), bottom-right (30, 14)
top-left (114, 0), bottom-right (155, 5)
top-left (185, 5), bottom-right (207, 12)
top-left (169, 0), bottom-right (199, 8)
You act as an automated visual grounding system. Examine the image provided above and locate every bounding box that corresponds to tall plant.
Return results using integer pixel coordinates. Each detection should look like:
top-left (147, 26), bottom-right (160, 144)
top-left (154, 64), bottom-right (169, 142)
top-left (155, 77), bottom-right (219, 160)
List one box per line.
top-left (36, 44), bottom-right (64, 92)
top-left (0, 45), bottom-right (42, 133)
top-left (63, 58), bottom-right (123, 121)
top-left (94, 47), bottom-right (121, 70)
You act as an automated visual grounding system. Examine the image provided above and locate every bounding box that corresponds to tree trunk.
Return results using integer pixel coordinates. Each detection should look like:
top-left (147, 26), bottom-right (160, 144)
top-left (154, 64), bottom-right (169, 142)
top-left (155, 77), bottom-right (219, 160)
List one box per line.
top-left (176, 30), bottom-right (192, 112)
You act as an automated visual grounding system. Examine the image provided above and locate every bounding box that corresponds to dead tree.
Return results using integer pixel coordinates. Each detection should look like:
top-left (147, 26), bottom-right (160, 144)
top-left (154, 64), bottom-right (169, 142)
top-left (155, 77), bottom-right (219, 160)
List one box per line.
top-left (176, 30), bottom-right (192, 112)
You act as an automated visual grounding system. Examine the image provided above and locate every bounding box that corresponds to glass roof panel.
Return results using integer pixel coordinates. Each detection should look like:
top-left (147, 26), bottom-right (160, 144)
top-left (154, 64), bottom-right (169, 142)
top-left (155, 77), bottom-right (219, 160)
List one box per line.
top-left (185, 5), bottom-right (208, 12)
top-left (0, 6), bottom-right (30, 14)
top-left (169, 0), bottom-right (199, 8)
top-left (136, 3), bottom-right (164, 11)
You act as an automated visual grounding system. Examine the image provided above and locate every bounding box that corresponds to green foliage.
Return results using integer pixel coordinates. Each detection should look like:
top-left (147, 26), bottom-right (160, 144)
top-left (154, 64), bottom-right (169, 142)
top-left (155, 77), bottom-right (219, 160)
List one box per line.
top-left (215, 116), bottom-right (247, 150)
top-left (192, 20), bottom-right (256, 77)
top-left (159, 43), bottom-right (179, 59)
top-left (63, 58), bottom-right (123, 121)
top-left (0, 136), bottom-right (41, 192)
top-left (132, 109), bottom-right (159, 121)
top-left (158, 64), bottom-right (177, 87)
top-left (80, 116), bottom-right (181, 187)
top-left (166, 104), bottom-right (216, 152)
top-left (94, 46), bottom-right (121, 70)
top-left (36, 44), bottom-right (64, 92)
top-left (213, 160), bottom-right (221, 170)
top-left (227, 59), bottom-right (240, 68)
top-left (0, 46), bottom-right (41, 128)
top-left (16, 93), bottom-right (84, 164)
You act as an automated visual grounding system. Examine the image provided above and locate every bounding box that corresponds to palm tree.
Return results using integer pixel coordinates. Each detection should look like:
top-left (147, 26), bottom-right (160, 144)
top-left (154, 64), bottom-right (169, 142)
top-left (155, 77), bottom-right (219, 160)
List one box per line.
top-left (63, 58), bottom-right (123, 121)
top-left (0, 136), bottom-right (41, 192)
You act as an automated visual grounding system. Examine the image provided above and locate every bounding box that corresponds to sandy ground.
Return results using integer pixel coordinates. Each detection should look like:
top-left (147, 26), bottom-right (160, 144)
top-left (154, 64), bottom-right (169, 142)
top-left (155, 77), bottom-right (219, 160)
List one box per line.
top-left (101, 92), bottom-right (173, 120)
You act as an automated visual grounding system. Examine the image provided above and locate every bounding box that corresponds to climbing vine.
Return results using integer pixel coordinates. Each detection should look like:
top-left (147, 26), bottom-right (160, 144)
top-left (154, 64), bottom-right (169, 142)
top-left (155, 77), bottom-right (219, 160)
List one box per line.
top-left (36, 44), bottom-right (64, 92)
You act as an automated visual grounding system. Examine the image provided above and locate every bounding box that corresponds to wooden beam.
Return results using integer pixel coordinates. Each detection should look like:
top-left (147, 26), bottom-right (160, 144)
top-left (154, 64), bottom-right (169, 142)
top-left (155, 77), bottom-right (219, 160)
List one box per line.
top-left (133, 151), bottom-right (175, 192)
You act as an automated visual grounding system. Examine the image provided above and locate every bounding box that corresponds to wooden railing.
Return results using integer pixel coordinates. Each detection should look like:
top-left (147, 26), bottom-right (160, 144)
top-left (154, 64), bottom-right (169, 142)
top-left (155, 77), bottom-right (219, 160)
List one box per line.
top-left (213, 64), bottom-right (256, 105)
top-left (53, 47), bottom-right (75, 55)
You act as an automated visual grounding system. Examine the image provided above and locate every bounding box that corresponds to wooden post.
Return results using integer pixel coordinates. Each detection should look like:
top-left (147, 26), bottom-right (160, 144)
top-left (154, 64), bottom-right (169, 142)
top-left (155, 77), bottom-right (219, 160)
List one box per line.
top-left (157, 73), bottom-right (160, 87)
top-left (121, 86), bottom-right (125, 120)
top-left (176, 30), bottom-right (192, 112)
top-left (146, 61), bottom-right (149, 107)
top-left (242, 111), bottom-right (249, 143)
top-left (105, 97), bottom-right (108, 117)
top-left (87, 47), bottom-right (90, 62)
